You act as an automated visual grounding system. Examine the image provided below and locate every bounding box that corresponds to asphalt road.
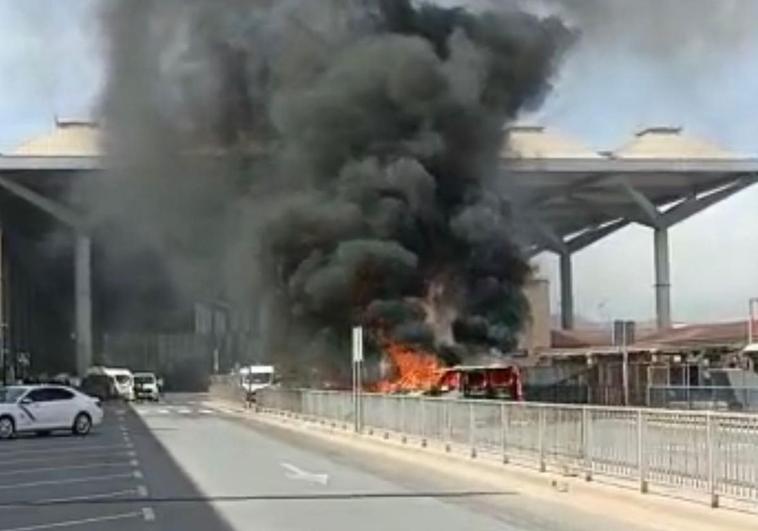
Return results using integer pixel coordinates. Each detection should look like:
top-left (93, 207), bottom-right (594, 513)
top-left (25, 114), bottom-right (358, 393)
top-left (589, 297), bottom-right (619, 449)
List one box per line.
top-left (0, 400), bottom-right (231, 531)
top-left (132, 394), bottom-right (651, 531)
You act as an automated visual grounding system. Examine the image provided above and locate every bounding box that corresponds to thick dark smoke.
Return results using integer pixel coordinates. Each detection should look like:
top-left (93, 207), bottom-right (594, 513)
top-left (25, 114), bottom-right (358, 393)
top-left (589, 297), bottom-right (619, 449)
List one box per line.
top-left (82, 0), bottom-right (572, 377)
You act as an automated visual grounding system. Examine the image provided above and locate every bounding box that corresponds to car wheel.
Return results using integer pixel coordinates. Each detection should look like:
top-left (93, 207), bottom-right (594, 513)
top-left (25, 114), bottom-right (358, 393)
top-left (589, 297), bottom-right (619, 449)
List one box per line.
top-left (0, 416), bottom-right (15, 440)
top-left (72, 413), bottom-right (92, 436)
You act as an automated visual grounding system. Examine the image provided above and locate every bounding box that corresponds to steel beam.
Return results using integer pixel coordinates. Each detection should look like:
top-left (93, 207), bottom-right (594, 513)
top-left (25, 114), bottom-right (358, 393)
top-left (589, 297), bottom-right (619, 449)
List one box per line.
top-left (662, 176), bottom-right (757, 226)
top-left (616, 178), bottom-right (662, 228)
top-left (654, 228), bottom-right (672, 329)
top-left (75, 235), bottom-right (93, 376)
top-left (567, 219), bottom-right (630, 253)
top-left (560, 252), bottom-right (574, 330)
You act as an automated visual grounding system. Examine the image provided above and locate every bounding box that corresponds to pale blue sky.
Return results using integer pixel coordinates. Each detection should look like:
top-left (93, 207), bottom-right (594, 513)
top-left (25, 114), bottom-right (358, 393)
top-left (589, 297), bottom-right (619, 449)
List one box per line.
top-left (1, 0), bottom-right (756, 324)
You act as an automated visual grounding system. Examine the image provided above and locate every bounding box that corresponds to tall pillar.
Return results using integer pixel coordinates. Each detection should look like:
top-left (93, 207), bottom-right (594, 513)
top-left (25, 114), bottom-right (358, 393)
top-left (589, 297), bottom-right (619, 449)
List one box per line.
top-left (0, 226), bottom-right (4, 384)
top-left (559, 251), bottom-right (575, 330)
top-left (75, 235), bottom-right (93, 376)
top-left (654, 228), bottom-right (672, 329)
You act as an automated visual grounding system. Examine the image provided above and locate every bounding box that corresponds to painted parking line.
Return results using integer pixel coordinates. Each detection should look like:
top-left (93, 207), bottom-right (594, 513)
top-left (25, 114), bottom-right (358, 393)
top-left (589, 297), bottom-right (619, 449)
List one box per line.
top-left (22, 487), bottom-right (146, 506)
top-left (0, 471), bottom-right (140, 490)
top-left (0, 461), bottom-right (137, 477)
top-left (0, 510), bottom-right (148, 531)
top-left (0, 444), bottom-right (132, 457)
top-left (0, 451), bottom-right (136, 467)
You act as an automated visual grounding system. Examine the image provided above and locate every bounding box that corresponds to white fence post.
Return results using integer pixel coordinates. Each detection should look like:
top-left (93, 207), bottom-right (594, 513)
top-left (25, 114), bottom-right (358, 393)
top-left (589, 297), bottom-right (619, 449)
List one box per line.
top-left (469, 402), bottom-right (477, 458)
top-left (445, 401), bottom-right (452, 452)
top-left (538, 407), bottom-right (546, 472)
top-left (583, 407), bottom-right (592, 481)
top-left (420, 398), bottom-right (427, 447)
top-left (501, 402), bottom-right (509, 464)
top-left (401, 397), bottom-right (407, 443)
top-left (707, 412), bottom-right (719, 508)
top-left (637, 409), bottom-right (648, 493)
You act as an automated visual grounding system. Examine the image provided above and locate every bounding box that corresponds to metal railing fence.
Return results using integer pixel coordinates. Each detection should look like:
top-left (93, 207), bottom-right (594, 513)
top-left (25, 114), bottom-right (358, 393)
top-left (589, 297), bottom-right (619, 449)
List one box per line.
top-left (258, 388), bottom-right (758, 508)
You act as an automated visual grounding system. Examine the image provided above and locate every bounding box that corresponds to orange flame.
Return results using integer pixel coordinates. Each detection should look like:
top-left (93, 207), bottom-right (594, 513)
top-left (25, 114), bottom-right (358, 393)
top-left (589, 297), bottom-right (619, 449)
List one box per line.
top-left (374, 341), bottom-right (443, 393)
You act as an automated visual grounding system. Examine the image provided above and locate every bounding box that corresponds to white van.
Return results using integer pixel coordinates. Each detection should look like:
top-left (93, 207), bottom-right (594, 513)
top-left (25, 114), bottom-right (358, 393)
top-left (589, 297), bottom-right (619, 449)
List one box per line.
top-left (86, 367), bottom-right (135, 401)
top-left (239, 365), bottom-right (275, 402)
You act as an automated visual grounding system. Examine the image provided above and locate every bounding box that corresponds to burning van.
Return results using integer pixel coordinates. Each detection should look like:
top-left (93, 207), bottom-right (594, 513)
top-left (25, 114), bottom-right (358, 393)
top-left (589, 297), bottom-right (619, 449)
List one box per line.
top-left (431, 365), bottom-right (523, 401)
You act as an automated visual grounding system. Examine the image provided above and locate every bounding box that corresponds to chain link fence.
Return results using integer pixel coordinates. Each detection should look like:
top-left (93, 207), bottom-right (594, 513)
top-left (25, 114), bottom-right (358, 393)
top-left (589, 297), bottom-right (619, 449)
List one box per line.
top-left (258, 388), bottom-right (758, 508)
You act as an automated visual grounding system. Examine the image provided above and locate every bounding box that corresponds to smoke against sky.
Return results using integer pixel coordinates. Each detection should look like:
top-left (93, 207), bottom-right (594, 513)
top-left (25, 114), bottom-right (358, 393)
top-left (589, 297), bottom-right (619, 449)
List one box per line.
top-left (77, 0), bottom-right (572, 370)
top-left (1, 0), bottom-right (756, 327)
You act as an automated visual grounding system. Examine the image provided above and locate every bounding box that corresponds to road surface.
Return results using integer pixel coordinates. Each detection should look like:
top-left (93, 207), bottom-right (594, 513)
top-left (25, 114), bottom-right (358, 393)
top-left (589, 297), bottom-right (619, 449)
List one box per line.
top-left (131, 394), bottom-right (651, 531)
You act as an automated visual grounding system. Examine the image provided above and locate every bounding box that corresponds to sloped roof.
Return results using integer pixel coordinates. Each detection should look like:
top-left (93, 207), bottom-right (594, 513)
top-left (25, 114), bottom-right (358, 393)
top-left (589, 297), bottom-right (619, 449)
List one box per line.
top-left (613, 127), bottom-right (738, 160)
top-left (10, 121), bottom-right (100, 157)
top-left (502, 125), bottom-right (602, 159)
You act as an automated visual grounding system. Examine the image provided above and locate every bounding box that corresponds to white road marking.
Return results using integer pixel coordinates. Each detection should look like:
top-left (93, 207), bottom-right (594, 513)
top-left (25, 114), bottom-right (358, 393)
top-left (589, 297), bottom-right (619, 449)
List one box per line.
top-left (0, 511), bottom-right (143, 531)
top-left (142, 507), bottom-right (156, 521)
top-left (137, 485), bottom-right (149, 497)
top-left (176, 407), bottom-right (192, 414)
top-left (130, 458), bottom-right (140, 467)
top-left (0, 451), bottom-right (136, 466)
top-left (0, 462), bottom-right (136, 477)
top-left (0, 444), bottom-right (131, 457)
top-left (280, 462), bottom-right (329, 485)
top-left (29, 488), bottom-right (142, 505)
top-left (198, 409), bottom-right (213, 414)
top-left (133, 470), bottom-right (143, 479)
top-left (0, 472), bottom-right (137, 490)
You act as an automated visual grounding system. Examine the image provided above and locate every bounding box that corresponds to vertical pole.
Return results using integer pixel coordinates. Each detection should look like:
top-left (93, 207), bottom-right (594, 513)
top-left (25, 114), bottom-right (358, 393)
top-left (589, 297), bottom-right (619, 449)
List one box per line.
top-left (469, 402), bottom-right (476, 458)
top-left (622, 325), bottom-right (630, 406)
top-left (654, 228), bottom-right (672, 329)
top-left (583, 407), bottom-right (593, 481)
top-left (501, 402), bottom-right (509, 464)
top-left (445, 401), bottom-right (452, 452)
top-left (401, 396), bottom-right (407, 443)
top-left (559, 252), bottom-right (574, 330)
top-left (538, 407), bottom-right (546, 472)
top-left (637, 409), bottom-right (648, 493)
top-left (420, 398), bottom-right (427, 447)
top-left (706, 412), bottom-right (719, 508)
top-left (75, 235), bottom-right (93, 377)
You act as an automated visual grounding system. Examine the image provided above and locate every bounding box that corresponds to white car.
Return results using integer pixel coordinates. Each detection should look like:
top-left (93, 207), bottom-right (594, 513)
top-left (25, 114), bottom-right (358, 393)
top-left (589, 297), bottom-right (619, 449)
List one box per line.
top-left (133, 372), bottom-right (160, 401)
top-left (0, 385), bottom-right (104, 439)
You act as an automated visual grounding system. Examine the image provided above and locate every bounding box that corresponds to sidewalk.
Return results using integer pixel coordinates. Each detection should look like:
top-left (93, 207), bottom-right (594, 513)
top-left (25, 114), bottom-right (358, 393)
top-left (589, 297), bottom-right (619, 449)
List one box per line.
top-left (203, 396), bottom-right (758, 531)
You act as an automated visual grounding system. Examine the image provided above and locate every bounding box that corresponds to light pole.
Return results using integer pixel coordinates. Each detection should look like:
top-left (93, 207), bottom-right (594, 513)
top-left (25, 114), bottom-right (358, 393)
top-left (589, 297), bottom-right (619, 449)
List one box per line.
top-left (749, 298), bottom-right (758, 345)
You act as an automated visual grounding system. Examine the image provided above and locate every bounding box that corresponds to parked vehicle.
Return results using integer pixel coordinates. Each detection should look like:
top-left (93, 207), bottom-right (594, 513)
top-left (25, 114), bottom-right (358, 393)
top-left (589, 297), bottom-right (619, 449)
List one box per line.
top-left (0, 385), bottom-right (103, 439)
top-left (80, 373), bottom-right (119, 401)
top-left (133, 372), bottom-right (160, 401)
top-left (86, 367), bottom-right (134, 401)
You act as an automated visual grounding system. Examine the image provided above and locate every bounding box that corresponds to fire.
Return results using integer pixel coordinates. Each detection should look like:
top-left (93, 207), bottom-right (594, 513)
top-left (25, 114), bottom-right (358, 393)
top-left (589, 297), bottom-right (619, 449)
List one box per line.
top-left (374, 341), bottom-right (443, 393)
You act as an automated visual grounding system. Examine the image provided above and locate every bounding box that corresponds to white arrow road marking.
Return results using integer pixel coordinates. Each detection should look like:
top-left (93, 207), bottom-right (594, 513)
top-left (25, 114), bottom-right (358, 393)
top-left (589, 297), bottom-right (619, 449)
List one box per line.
top-left (280, 462), bottom-right (329, 485)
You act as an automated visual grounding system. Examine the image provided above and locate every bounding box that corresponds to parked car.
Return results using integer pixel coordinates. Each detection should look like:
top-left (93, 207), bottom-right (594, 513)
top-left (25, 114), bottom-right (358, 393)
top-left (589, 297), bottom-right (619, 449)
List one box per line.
top-left (133, 372), bottom-right (160, 401)
top-left (80, 373), bottom-right (119, 401)
top-left (0, 385), bottom-right (104, 439)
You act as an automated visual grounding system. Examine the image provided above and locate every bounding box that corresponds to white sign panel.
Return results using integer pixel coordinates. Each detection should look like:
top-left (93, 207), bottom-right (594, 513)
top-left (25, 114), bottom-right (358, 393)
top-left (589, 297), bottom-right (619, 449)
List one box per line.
top-left (352, 326), bottom-right (364, 363)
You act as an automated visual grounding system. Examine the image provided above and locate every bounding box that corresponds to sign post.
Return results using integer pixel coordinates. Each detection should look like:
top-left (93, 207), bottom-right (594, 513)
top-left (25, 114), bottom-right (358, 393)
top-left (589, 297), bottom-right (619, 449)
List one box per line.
top-left (352, 326), bottom-right (364, 432)
top-left (749, 298), bottom-right (758, 345)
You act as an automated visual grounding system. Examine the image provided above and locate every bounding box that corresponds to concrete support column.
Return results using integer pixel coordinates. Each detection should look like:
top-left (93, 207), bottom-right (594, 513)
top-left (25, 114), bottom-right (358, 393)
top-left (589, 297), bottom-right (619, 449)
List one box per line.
top-left (654, 228), bottom-right (672, 329)
top-left (75, 235), bottom-right (93, 376)
top-left (559, 251), bottom-right (575, 330)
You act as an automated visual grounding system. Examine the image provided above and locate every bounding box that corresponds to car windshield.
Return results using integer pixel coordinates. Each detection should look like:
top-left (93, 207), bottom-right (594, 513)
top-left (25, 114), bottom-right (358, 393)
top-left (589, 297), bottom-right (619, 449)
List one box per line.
top-left (0, 387), bottom-right (27, 404)
top-left (134, 375), bottom-right (155, 384)
top-left (245, 373), bottom-right (272, 384)
top-left (114, 375), bottom-right (131, 384)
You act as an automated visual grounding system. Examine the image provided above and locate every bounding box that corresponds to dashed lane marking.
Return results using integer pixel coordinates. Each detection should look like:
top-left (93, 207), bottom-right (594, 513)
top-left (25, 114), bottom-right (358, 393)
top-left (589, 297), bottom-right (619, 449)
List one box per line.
top-left (137, 485), bottom-right (149, 497)
top-left (0, 472), bottom-right (138, 490)
top-left (0, 511), bottom-right (144, 531)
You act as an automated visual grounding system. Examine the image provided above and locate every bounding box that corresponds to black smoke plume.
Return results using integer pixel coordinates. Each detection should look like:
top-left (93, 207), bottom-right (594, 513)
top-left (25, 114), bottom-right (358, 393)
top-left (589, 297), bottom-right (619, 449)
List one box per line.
top-left (83, 0), bottom-right (572, 378)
